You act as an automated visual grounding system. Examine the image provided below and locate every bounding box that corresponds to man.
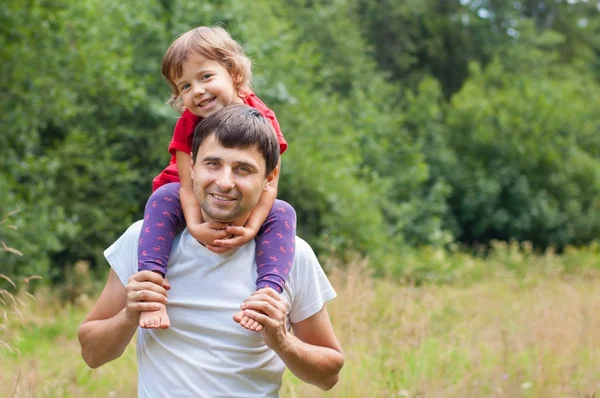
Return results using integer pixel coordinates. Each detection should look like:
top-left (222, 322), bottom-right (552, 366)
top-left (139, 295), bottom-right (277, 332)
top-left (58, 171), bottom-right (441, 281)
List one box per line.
top-left (78, 105), bottom-right (344, 397)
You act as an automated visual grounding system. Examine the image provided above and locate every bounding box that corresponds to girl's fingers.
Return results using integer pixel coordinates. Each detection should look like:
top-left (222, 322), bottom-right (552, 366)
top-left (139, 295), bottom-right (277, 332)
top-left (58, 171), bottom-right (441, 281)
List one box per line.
top-left (206, 221), bottom-right (229, 230)
top-left (206, 244), bottom-right (232, 254)
top-left (225, 226), bottom-right (247, 236)
top-left (211, 230), bottom-right (231, 239)
top-left (213, 236), bottom-right (245, 247)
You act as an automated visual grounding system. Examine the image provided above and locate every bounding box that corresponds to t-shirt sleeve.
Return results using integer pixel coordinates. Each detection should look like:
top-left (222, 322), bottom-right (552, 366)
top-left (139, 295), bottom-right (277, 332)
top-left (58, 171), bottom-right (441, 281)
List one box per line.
top-left (287, 238), bottom-right (337, 324)
top-left (168, 110), bottom-right (199, 157)
top-left (104, 221), bottom-right (144, 287)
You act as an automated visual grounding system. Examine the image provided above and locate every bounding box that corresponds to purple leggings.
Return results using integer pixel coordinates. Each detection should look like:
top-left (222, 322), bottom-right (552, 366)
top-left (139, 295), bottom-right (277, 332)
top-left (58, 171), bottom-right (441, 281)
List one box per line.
top-left (137, 182), bottom-right (296, 293)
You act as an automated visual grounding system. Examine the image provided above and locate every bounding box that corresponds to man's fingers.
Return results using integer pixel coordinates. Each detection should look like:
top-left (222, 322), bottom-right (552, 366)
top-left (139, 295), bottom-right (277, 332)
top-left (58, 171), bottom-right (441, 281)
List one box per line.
top-left (255, 288), bottom-right (280, 299)
top-left (132, 281), bottom-right (169, 299)
top-left (129, 270), bottom-right (170, 289)
top-left (133, 288), bottom-right (169, 305)
top-left (245, 289), bottom-right (287, 308)
top-left (242, 298), bottom-right (287, 319)
top-left (242, 309), bottom-right (275, 327)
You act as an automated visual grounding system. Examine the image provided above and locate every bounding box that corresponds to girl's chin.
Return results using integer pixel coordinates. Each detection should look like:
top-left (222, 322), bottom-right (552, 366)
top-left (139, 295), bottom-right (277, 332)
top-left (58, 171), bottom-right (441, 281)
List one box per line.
top-left (199, 104), bottom-right (224, 118)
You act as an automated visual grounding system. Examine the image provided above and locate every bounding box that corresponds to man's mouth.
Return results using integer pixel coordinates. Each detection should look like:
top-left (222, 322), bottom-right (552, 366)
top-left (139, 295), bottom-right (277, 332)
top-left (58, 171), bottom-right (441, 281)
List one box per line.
top-left (199, 97), bottom-right (215, 107)
top-left (211, 193), bottom-right (235, 201)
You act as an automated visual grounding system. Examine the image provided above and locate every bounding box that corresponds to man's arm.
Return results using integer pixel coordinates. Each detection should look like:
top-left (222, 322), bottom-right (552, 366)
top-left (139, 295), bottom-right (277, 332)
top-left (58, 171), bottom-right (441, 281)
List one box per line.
top-left (279, 306), bottom-right (344, 390)
top-left (239, 289), bottom-right (344, 391)
top-left (78, 270), bottom-right (169, 368)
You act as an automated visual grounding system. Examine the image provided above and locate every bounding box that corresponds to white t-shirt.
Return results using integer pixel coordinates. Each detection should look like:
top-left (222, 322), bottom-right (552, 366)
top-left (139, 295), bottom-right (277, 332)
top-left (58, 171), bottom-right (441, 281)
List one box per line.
top-left (105, 221), bottom-right (336, 398)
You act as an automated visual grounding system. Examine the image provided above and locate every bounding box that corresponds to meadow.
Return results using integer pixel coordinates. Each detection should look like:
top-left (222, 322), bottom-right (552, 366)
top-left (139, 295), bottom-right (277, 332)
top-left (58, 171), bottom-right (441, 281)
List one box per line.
top-left (2, 243), bottom-right (600, 398)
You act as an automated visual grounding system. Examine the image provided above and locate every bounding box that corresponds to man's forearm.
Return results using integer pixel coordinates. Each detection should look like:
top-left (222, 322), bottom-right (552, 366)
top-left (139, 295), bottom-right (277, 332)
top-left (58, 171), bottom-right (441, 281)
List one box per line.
top-left (78, 308), bottom-right (138, 368)
top-left (275, 334), bottom-right (344, 391)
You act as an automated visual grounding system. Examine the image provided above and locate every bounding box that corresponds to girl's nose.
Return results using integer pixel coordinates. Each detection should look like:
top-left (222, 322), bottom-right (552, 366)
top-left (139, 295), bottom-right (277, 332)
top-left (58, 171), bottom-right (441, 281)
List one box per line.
top-left (193, 83), bottom-right (206, 96)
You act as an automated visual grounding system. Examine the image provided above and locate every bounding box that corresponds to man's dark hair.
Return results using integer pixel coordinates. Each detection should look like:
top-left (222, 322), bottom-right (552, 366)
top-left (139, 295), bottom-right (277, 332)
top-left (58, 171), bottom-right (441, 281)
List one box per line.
top-left (191, 104), bottom-right (280, 176)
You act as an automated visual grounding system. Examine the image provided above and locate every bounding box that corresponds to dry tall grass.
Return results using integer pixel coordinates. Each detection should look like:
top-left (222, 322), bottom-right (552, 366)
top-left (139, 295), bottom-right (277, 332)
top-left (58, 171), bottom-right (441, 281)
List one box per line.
top-left (3, 253), bottom-right (600, 397)
top-left (282, 258), bottom-right (600, 398)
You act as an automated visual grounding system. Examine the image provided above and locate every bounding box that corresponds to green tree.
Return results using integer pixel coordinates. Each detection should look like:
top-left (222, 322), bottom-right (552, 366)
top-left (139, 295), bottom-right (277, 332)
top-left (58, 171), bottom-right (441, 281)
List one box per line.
top-left (0, 0), bottom-right (173, 279)
top-left (444, 59), bottom-right (600, 247)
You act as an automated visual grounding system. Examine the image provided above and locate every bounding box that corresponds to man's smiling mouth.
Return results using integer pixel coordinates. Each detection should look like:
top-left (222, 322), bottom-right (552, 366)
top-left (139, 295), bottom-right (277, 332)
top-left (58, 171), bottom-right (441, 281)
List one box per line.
top-left (211, 193), bottom-right (235, 201)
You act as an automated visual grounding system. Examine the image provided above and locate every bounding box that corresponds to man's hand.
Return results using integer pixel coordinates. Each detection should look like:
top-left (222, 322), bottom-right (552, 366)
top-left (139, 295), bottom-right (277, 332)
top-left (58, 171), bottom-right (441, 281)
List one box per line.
top-left (238, 288), bottom-right (290, 351)
top-left (78, 269), bottom-right (173, 369)
top-left (238, 288), bottom-right (344, 391)
top-left (188, 221), bottom-right (233, 254)
top-left (124, 271), bottom-right (170, 326)
top-left (213, 225), bottom-right (258, 249)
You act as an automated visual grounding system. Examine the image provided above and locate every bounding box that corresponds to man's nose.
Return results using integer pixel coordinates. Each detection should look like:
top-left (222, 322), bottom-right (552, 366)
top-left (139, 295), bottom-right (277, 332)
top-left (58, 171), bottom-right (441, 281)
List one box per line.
top-left (216, 169), bottom-right (235, 190)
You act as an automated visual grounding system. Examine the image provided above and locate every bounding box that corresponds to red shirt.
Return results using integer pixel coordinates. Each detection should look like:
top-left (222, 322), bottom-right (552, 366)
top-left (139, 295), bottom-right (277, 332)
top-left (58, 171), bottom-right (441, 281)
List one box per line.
top-left (152, 92), bottom-right (287, 191)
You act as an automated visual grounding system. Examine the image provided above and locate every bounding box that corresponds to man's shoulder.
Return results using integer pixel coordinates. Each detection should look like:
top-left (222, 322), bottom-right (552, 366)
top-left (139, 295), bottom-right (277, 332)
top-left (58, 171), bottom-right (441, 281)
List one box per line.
top-left (103, 221), bottom-right (145, 287)
top-left (126, 219), bottom-right (144, 235)
top-left (288, 236), bottom-right (322, 280)
top-left (105, 220), bottom-right (143, 255)
top-left (286, 236), bottom-right (336, 324)
top-left (294, 236), bottom-right (316, 259)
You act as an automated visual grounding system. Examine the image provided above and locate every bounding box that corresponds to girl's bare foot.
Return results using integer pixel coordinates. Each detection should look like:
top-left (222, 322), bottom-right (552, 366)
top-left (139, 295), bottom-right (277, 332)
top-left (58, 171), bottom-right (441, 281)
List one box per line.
top-left (139, 303), bottom-right (170, 329)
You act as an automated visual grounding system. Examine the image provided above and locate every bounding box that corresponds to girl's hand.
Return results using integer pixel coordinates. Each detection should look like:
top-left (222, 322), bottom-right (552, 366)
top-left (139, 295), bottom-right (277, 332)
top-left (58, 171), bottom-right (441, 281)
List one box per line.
top-left (212, 225), bottom-right (258, 249)
top-left (189, 221), bottom-right (232, 253)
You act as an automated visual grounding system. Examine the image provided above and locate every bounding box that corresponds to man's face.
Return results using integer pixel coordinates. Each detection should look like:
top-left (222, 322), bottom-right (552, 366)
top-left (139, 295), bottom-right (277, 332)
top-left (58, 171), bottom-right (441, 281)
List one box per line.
top-left (190, 135), bottom-right (274, 225)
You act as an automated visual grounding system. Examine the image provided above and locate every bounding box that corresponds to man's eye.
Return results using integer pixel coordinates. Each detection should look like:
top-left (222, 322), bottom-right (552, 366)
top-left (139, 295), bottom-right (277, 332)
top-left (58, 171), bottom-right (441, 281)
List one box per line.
top-left (237, 166), bottom-right (251, 173)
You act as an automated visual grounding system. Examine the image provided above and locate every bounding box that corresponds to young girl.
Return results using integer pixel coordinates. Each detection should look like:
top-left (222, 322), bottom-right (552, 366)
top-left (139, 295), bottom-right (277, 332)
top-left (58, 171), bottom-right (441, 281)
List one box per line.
top-left (138, 26), bottom-right (296, 331)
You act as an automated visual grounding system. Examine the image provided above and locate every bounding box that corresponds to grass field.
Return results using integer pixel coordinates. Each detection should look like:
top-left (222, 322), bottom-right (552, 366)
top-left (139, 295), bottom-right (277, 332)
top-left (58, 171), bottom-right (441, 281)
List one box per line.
top-left (2, 247), bottom-right (600, 397)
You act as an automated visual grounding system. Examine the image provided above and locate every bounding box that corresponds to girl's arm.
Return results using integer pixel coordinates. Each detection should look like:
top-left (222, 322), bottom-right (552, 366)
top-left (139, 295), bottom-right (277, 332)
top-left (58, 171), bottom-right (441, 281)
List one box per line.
top-left (215, 158), bottom-right (281, 248)
top-left (176, 150), bottom-right (230, 247)
top-left (176, 150), bottom-right (201, 227)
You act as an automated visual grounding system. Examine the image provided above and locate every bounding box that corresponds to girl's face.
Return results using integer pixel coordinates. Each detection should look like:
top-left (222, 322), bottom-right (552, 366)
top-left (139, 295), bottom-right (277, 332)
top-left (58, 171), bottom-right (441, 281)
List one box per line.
top-left (174, 54), bottom-right (243, 118)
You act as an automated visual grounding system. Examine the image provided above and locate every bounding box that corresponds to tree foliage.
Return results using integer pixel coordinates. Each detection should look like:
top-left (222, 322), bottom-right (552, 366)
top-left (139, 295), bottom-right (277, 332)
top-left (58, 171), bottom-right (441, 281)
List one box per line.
top-left (1, 0), bottom-right (599, 281)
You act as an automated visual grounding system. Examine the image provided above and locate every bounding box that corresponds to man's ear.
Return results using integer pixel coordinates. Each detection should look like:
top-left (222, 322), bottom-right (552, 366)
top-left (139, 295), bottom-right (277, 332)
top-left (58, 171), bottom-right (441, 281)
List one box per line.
top-left (264, 166), bottom-right (279, 191)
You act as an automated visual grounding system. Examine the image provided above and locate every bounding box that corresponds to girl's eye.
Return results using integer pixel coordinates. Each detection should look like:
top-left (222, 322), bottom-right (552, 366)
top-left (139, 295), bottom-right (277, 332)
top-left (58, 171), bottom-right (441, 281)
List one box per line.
top-left (201, 74), bottom-right (212, 80)
top-left (180, 83), bottom-right (191, 91)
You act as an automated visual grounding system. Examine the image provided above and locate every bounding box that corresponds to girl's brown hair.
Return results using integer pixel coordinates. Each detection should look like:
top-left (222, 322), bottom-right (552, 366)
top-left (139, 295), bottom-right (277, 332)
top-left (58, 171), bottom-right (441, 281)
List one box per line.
top-left (161, 26), bottom-right (252, 109)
